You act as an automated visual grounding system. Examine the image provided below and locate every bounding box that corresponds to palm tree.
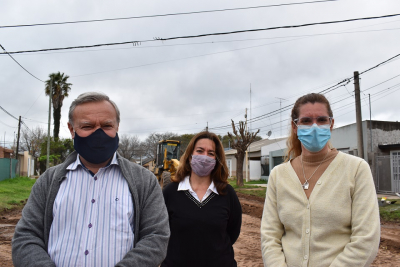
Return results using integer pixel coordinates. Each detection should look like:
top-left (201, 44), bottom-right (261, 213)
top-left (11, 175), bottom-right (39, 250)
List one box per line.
top-left (45, 72), bottom-right (72, 141)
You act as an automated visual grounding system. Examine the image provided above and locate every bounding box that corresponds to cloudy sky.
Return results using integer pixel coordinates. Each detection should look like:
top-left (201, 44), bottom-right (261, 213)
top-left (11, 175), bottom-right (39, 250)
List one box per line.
top-left (1, 0), bottom-right (399, 147)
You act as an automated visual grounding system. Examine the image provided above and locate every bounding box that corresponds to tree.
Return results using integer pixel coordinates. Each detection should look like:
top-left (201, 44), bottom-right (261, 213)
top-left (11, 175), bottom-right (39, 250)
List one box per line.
top-left (39, 138), bottom-right (74, 173)
top-left (118, 134), bottom-right (140, 161)
top-left (20, 126), bottom-right (46, 174)
top-left (175, 133), bottom-right (195, 156)
top-left (227, 120), bottom-right (260, 187)
top-left (20, 126), bottom-right (46, 158)
top-left (141, 132), bottom-right (178, 159)
top-left (45, 72), bottom-right (72, 141)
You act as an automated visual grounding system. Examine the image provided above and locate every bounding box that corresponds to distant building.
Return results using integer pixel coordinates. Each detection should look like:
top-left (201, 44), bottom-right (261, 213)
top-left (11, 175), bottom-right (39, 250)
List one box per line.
top-left (224, 137), bottom-right (286, 180)
top-left (0, 146), bottom-right (14, 158)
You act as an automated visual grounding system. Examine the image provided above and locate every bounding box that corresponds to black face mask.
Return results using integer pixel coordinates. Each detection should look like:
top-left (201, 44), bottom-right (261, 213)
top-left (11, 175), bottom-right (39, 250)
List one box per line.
top-left (73, 128), bottom-right (119, 164)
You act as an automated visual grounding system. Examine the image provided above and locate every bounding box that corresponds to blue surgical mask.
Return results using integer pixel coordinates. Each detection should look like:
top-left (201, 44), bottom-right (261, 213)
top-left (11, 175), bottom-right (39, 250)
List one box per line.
top-left (297, 123), bottom-right (331, 152)
top-left (73, 128), bottom-right (119, 164)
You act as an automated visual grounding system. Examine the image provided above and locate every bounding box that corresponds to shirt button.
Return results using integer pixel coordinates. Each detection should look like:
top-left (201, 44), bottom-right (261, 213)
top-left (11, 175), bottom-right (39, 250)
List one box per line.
top-left (85, 250), bottom-right (89, 255)
top-left (304, 255), bottom-right (308, 260)
top-left (91, 199), bottom-right (95, 203)
top-left (317, 181), bottom-right (322, 185)
top-left (306, 229), bottom-right (310, 234)
top-left (88, 223), bottom-right (92, 228)
top-left (94, 177), bottom-right (97, 181)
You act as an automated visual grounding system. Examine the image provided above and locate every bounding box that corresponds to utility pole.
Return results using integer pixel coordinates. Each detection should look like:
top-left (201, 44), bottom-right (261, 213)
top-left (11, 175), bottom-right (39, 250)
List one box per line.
top-left (15, 116), bottom-right (21, 159)
top-left (206, 122), bottom-right (208, 132)
top-left (369, 94), bottom-right (372, 153)
top-left (354, 71), bottom-right (364, 159)
top-left (14, 116), bottom-right (22, 178)
top-left (46, 79), bottom-right (52, 169)
top-left (248, 84), bottom-right (251, 182)
top-left (276, 97), bottom-right (287, 136)
top-left (245, 108), bottom-right (249, 182)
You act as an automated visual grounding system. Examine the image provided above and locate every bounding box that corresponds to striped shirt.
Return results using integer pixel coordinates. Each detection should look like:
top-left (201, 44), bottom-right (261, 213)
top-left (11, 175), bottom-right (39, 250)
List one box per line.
top-left (177, 176), bottom-right (219, 202)
top-left (48, 153), bottom-right (134, 267)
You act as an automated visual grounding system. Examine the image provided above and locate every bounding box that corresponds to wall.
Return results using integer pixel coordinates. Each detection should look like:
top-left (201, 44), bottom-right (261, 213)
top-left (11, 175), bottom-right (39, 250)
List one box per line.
top-left (249, 160), bottom-right (261, 180)
top-left (225, 154), bottom-right (237, 176)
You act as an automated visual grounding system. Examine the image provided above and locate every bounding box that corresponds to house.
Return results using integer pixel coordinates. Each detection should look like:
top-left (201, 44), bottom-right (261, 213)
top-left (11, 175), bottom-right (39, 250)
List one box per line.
top-left (17, 151), bottom-right (35, 177)
top-left (141, 158), bottom-right (155, 171)
top-left (0, 146), bottom-right (13, 158)
top-left (224, 137), bottom-right (286, 180)
top-left (331, 120), bottom-right (400, 193)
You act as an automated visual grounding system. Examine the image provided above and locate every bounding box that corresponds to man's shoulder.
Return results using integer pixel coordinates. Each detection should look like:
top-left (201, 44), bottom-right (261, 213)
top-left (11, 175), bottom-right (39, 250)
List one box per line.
top-left (117, 156), bottom-right (153, 175)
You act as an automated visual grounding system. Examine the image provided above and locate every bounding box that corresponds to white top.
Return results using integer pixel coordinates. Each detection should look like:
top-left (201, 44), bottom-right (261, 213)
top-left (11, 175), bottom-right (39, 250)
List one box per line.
top-left (260, 152), bottom-right (380, 267)
top-left (178, 176), bottom-right (219, 202)
top-left (48, 153), bottom-right (134, 267)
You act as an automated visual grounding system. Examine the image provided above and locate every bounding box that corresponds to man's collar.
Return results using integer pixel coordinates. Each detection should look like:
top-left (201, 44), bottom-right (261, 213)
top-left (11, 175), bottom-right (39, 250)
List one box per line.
top-left (67, 152), bottom-right (118, 171)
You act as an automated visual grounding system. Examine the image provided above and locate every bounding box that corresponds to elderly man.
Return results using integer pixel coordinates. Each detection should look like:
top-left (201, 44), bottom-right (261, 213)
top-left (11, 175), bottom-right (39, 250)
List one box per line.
top-left (12, 92), bottom-right (170, 267)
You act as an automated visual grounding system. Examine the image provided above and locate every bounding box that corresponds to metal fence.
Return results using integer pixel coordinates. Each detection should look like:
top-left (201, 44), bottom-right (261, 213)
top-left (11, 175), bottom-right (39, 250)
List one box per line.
top-left (0, 158), bottom-right (18, 181)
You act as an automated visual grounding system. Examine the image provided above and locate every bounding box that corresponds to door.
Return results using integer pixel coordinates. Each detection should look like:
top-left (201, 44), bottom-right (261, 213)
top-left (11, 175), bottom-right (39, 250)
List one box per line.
top-left (226, 159), bottom-right (232, 177)
top-left (390, 151), bottom-right (400, 193)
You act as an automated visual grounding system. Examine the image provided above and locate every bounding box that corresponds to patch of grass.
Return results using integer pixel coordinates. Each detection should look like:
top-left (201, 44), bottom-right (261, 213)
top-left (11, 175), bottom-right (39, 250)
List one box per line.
top-left (236, 188), bottom-right (266, 198)
top-left (228, 179), bottom-right (259, 189)
top-left (0, 176), bottom-right (36, 210)
top-left (379, 199), bottom-right (400, 222)
top-left (244, 179), bottom-right (268, 184)
top-left (229, 178), bottom-right (267, 198)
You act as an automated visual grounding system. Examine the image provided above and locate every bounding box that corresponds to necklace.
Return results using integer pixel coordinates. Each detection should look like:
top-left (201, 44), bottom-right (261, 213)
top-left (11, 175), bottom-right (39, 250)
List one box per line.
top-left (300, 150), bottom-right (329, 190)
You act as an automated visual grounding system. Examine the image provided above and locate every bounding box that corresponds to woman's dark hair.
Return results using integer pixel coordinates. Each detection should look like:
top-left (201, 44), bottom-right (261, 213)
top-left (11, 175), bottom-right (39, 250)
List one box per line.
top-left (285, 93), bottom-right (333, 161)
top-left (174, 131), bottom-right (229, 194)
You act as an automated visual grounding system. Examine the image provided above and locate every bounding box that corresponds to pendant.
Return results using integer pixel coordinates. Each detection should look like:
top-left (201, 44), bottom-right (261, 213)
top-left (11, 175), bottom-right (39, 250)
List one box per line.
top-left (302, 181), bottom-right (309, 190)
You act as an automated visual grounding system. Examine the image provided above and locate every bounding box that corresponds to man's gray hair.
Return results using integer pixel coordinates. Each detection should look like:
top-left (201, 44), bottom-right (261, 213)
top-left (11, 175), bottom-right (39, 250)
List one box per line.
top-left (68, 92), bottom-right (120, 125)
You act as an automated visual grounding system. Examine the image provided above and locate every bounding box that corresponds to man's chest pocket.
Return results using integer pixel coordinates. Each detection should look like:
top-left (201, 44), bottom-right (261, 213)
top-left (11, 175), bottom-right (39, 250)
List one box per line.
top-left (108, 194), bottom-right (134, 233)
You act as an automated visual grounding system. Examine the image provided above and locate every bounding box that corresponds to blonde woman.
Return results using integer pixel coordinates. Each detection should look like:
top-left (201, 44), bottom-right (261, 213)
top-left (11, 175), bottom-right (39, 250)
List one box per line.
top-left (260, 93), bottom-right (380, 266)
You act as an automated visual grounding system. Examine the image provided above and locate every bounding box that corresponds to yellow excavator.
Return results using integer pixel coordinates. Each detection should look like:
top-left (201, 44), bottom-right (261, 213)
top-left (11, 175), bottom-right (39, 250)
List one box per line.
top-left (153, 140), bottom-right (181, 188)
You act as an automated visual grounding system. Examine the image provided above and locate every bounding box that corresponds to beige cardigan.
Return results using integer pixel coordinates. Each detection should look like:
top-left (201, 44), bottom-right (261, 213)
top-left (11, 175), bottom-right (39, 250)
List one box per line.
top-left (260, 152), bottom-right (380, 267)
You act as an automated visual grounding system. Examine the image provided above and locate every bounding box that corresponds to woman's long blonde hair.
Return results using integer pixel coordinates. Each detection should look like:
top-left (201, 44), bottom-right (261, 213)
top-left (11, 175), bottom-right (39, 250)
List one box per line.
top-left (284, 93), bottom-right (333, 162)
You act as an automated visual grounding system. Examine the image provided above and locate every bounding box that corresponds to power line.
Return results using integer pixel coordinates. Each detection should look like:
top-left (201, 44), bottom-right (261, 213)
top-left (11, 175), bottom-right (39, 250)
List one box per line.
top-left (0, 120), bottom-right (18, 128)
top-left (158, 13), bottom-right (400, 42)
top-left (210, 51), bottom-right (400, 131)
top-left (0, 44), bottom-right (44, 82)
top-left (2, 13), bottom-right (400, 55)
top-left (0, 105), bottom-right (19, 120)
top-left (0, 0), bottom-right (338, 29)
top-left (2, 26), bottom-right (399, 57)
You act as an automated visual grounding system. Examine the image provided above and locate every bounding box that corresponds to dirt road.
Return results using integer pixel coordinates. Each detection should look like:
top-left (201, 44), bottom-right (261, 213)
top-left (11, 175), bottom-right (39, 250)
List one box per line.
top-left (1, 194), bottom-right (400, 266)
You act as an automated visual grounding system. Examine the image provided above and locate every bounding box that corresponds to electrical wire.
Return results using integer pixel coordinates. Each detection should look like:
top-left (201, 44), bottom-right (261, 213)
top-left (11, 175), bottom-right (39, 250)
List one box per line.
top-left (0, 105), bottom-right (19, 120)
top-left (363, 73), bottom-right (400, 92)
top-left (0, 120), bottom-right (17, 128)
top-left (2, 13), bottom-right (400, 55)
top-left (158, 13), bottom-right (400, 42)
top-left (0, 44), bottom-right (44, 82)
top-left (0, 0), bottom-right (339, 29)
top-left (2, 26), bottom-right (399, 57)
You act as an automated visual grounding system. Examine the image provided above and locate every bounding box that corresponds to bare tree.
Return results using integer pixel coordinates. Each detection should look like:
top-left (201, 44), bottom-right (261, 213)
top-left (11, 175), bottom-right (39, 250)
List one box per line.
top-left (227, 120), bottom-right (260, 187)
top-left (20, 126), bottom-right (46, 158)
top-left (118, 134), bottom-right (140, 161)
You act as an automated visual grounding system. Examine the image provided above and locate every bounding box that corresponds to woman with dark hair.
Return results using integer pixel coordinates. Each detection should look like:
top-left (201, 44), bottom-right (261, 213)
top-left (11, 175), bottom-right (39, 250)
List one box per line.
top-left (162, 131), bottom-right (242, 267)
top-left (260, 93), bottom-right (380, 266)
